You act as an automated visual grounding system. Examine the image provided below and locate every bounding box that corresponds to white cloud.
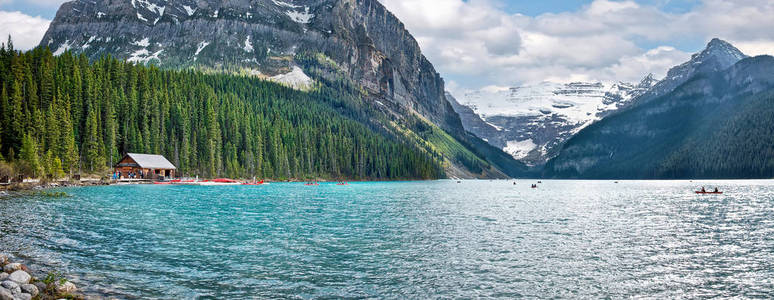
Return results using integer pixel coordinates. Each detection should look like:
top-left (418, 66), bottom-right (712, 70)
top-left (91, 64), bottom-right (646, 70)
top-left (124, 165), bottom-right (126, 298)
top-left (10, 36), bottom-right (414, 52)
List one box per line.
top-left (379, 0), bottom-right (774, 91)
top-left (0, 10), bottom-right (50, 50)
top-left (601, 46), bottom-right (691, 82)
top-left (732, 40), bottom-right (774, 57)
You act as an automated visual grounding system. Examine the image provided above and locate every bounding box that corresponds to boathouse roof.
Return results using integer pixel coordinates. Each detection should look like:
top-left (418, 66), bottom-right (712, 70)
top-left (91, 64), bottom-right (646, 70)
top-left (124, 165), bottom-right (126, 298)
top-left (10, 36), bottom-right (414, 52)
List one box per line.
top-left (119, 153), bottom-right (177, 170)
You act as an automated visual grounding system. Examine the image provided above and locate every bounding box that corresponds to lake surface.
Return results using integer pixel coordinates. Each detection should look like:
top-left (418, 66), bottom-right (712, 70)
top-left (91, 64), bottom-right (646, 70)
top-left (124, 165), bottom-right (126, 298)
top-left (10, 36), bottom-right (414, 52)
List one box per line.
top-left (1, 180), bottom-right (774, 299)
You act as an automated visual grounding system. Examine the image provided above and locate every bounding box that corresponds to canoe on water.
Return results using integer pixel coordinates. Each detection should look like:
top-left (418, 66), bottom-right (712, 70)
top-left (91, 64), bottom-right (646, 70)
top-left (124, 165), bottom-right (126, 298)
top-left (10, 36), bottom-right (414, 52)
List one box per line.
top-left (242, 180), bottom-right (265, 186)
top-left (696, 191), bottom-right (723, 194)
top-left (213, 178), bottom-right (240, 183)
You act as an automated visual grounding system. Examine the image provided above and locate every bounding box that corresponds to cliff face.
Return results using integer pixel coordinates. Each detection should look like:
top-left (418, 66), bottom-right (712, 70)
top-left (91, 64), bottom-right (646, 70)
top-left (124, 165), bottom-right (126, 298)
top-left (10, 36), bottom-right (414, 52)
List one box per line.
top-left (42, 0), bottom-right (463, 133)
top-left (42, 0), bottom-right (525, 178)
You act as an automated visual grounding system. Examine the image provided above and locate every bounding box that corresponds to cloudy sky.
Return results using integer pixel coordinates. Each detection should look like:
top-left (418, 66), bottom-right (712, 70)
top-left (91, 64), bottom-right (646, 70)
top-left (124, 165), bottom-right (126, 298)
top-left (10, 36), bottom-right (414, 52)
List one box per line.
top-left (2, 0), bottom-right (774, 93)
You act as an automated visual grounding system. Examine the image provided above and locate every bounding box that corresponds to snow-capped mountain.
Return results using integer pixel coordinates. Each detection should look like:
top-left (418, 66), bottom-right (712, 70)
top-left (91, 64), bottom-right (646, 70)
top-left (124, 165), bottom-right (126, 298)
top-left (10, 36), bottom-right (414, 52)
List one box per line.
top-left (42, 0), bottom-right (528, 178)
top-left (42, 0), bottom-right (465, 134)
top-left (449, 75), bottom-right (657, 166)
top-left (637, 38), bottom-right (748, 104)
top-left (545, 39), bottom-right (769, 179)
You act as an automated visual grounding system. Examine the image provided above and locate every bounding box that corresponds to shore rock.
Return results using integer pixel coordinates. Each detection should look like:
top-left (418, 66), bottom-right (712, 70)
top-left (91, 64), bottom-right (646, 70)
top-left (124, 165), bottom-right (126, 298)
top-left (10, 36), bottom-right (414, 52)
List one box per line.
top-left (55, 281), bottom-right (76, 294)
top-left (32, 282), bottom-right (46, 294)
top-left (14, 292), bottom-right (31, 300)
top-left (0, 274), bottom-right (6, 281)
top-left (19, 284), bottom-right (37, 298)
top-left (0, 281), bottom-right (19, 295)
top-left (1, 264), bottom-right (20, 274)
top-left (0, 287), bottom-right (12, 300)
top-left (0, 254), bottom-right (8, 265)
top-left (14, 293), bottom-right (32, 300)
top-left (7, 271), bottom-right (29, 284)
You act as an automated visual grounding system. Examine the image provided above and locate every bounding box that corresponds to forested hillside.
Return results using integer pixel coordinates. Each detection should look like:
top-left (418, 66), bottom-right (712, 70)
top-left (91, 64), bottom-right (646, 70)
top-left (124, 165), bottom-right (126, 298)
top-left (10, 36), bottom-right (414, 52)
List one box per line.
top-left (545, 55), bottom-right (774, 179)
top-left (0, 39), bottom-right (449, 180)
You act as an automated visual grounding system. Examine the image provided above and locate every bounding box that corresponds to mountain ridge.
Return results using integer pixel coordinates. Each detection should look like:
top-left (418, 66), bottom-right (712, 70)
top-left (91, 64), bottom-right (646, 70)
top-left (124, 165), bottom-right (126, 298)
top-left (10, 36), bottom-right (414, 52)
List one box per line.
top-left (448, 76), bottom-right (656, 166)
top-left (544, 38), bottom-right (774, 179)
top-left (629, 38), bottom-right (748, 107)
top-left (41, 0), bottom-right (528, 178)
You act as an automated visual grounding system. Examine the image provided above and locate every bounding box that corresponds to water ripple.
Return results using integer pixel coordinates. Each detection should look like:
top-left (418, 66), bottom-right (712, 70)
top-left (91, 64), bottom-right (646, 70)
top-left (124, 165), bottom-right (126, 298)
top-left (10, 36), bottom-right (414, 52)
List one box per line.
top-left (1, 180), bottom-right (774, 298)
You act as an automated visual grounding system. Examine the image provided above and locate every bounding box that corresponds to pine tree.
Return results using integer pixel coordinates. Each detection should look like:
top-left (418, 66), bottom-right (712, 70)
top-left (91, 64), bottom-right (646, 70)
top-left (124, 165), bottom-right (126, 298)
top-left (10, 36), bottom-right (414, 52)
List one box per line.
top-left (82, 104), bottom-right (105, 172)
top-left (59, 92), bottom-right (79, 174)
top-left (0, 47), bottom-right (445, 180)
top-left (7, 80), bottom-right (24, 154)
top-left (49, 153), bottom-right (65, 179)
top-left (19, 133), bottom-right (42, 178)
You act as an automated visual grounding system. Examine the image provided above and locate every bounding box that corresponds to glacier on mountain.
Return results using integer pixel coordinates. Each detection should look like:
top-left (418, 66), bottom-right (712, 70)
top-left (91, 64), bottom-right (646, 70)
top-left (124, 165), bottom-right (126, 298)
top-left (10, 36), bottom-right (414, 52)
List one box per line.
top-left (451, 75), bottom-right (657, 165)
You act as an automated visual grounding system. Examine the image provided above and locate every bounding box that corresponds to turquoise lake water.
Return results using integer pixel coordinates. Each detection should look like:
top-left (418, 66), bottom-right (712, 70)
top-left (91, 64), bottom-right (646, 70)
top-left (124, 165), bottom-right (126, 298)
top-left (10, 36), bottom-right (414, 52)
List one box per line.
top-left (1, 180), bottom-right (774, 298)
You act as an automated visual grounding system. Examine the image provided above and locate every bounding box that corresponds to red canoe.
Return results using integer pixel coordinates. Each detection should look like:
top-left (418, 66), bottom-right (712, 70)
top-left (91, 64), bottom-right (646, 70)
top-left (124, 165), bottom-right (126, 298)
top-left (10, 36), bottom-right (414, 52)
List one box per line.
top-left (242, 180), bottom-right (265, 186)
top-left (213, 178), bottom-right (239, 183)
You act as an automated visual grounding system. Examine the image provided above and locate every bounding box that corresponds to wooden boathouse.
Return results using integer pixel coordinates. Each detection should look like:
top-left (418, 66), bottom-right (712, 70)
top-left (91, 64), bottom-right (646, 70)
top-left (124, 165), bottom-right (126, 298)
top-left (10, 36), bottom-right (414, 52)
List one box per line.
top-left (114, 153), bottom-right (176, 180)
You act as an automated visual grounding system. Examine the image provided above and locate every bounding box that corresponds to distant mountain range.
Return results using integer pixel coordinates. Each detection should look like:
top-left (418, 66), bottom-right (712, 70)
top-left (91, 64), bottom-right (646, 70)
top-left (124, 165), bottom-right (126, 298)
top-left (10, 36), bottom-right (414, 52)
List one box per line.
top-left (448, 76), bottom-right (657, 166)
top-left (449, 38), bottom-right (774, 180)
top-left (545, 39), bottom-right (774, 179)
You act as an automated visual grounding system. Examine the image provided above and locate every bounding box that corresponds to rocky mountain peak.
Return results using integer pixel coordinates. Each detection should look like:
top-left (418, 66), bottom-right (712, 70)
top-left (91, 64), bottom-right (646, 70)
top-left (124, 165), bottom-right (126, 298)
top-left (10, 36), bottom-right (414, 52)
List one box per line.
top-left (665, 38), bottom-right (747, 81)
top-left (691, 38), bottom-right (748, 68)
top-left (638, 73), bottom-right (657, 88)
top-left (635, 38), bottom-right (747, 104)
top-left (450, 75), bottom-right (656, 166)
top-left (41, 0), bottom-right (464, 134)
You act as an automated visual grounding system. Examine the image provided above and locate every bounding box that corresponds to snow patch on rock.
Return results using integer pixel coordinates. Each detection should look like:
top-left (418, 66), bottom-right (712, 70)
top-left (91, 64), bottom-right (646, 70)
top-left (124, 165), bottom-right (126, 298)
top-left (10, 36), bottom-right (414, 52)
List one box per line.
top-left (182, 5), bottom-right (196, 16)
top-left (128, 49), bottom-right (163, 64)
top-left (286, 8), bottom-right (314, 24)
top-left (504, 139), bottom-right (537, 160)
top-left (53, 40), bottom-right (72, 56)
top-left (243, 36), bottom-right (253, 53)
top-left (194, 41), bottom-right (209, 59)
top-left (272, 0), bottom-right (302, 9)
top-left (270, 66), bottom-right (313, 90)
top-left (81, 35), bottom-right (97, 50)
top-left (132, 38), bottom-right (150, 47)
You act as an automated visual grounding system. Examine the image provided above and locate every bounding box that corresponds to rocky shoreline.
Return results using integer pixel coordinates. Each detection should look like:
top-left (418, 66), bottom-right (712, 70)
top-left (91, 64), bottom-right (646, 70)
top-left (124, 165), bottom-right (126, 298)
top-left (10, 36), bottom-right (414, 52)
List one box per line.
top-left (0, 180), bottom-right (108, 197)
top-left (0, 254), bottom-right (83, 300)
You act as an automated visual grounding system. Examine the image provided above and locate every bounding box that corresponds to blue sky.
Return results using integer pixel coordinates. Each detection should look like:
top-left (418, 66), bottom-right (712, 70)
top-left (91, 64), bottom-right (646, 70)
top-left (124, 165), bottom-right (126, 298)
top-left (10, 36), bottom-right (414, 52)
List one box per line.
top-left (2, 0), bottom-right (773, 91)
top-left (499, 0), bottom-right (706, 52)
top-left (1, 1), bottom-right (59, 19)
